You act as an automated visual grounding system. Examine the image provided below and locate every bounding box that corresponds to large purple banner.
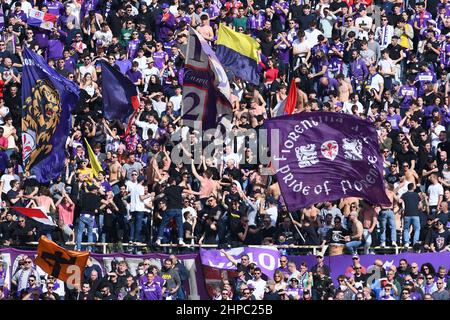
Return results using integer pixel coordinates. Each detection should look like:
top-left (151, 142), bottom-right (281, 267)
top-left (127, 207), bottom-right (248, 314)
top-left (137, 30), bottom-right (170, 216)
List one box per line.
top-left (200, 246), bottom-right (280, 277)
top-left (264, 112), bottom-right (391, 211)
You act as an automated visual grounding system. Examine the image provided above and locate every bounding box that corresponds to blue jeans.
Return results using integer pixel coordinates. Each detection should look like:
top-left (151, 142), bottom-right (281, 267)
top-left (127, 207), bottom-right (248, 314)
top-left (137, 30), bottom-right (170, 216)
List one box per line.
top-left (76, 215), bottom-right (95, 251)
top-left (345, 240), bottom-right (362, 255)
top-left (403, 216), bottom-right (421, 246)
top-left (379, 209), bottom-right (397, 244)
top-left (157, 209), bottom-right (183, 241)
top-left (130, 211), bottom-right (145, 242)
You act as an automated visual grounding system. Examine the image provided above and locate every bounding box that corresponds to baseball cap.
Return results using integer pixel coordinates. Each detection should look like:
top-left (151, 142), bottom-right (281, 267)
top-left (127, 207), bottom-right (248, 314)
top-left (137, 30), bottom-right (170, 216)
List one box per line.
top-left (403, 281), bottom-right (414, 287)
top-left (358, 5), bottom-right (366, 11)
top-left (146, 57), bottom-right (154, 64)
top-left (161, 3), bottom-right (169, 9)
top-left (392, 80), bottom-right (400, 86)
top-left (352, 254), bottom-right (359, 259)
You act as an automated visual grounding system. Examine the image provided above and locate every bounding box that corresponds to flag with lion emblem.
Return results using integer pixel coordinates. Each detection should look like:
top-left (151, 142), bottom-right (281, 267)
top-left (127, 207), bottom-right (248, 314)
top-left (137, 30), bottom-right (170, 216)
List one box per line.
top-left (22, 47), bottom-right (79, 182)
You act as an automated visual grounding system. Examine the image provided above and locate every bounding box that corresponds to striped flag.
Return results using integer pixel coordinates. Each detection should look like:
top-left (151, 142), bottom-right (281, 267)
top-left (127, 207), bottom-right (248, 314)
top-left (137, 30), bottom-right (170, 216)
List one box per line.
top-left (11, 207), bottom-right (56, 226)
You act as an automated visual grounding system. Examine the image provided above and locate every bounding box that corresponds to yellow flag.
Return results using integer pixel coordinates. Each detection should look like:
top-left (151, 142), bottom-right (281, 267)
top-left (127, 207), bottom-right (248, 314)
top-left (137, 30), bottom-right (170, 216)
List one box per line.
top-left (84, 138), bottom-right (102, 177)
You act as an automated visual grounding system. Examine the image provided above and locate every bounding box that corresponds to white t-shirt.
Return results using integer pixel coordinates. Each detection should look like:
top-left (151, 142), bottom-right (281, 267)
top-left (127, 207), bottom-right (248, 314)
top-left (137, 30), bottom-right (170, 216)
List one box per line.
top-left (169, 95), bottom-right (182, 112)
top-left (304, 28), bottom-right (323, 49)
top-left (1, 173), bottom-right (19, 194)
top-left (151, 99), bottom-right (167, 117)
top-left (265, 206), bottom-right (278, 227)
top-left (292, 39), bottom-right (309, 57)
top-left (369, 73), bottom-right (384, 92)
top-left (428, 183), bottom-right (444, 206)
top-left (247, 278), bottom-right (266, 300)
top-left (135, 120), bottom-right (158, 140)
top-left (125, 181), bottom-right (146, 212)
top-left (182, 206), bottom-right (197, 223)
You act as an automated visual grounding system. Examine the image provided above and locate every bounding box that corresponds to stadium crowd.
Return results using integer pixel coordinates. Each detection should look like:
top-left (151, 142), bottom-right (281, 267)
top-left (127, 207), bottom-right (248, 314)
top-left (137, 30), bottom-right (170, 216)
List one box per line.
top-left (0, 252), bottom-right (449, 300)
top-left (0, 0), bottom-right (448, 301)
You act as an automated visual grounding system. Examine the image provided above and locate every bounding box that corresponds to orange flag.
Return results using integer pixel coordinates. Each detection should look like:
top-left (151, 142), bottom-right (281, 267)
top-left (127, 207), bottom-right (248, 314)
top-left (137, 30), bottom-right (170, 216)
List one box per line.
top-left (35, 236), bottom-right (90, 283)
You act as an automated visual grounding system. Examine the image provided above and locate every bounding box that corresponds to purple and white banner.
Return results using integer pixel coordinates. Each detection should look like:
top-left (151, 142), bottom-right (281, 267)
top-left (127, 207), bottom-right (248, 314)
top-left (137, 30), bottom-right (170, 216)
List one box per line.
top-left (181, 26), bottom-right (232, 130)
top-left (264, 112), bottom-right (391, 211)
top-left (200, 246), bottom-right (280, 277)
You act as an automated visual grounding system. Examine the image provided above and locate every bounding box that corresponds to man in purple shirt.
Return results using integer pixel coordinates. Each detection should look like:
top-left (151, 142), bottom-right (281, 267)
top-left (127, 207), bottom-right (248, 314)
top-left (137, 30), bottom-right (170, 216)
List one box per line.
top-left (126, 61), bottom-right (143, 86)
top-left (157, 3), bottom-right (176, 42)
top-left (349, 50), bottom-right (368, 93)
top-left (398, 76), bottom-right (418, 110)
top-left (43, 0), bottom-right (64, 17)
top-left (140, 273), bottom-right (163, 300)
top-left (116, 50), bottom-right (131, 74)
top-left (247, 6), bottom-right (266, 35)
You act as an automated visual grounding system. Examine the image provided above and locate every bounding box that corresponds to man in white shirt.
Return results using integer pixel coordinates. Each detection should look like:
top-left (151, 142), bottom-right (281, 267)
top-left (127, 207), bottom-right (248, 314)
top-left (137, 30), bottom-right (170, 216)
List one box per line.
top-left (168, 86), bottom-right (183, 113)
top-left (150, 92), bottom-right (167, 117)
top-left (355, 6), bottom-right (373, 40)
top-left (134, 110), bottom-right (158, 140)
top-left (142, 58), bottom-right (160, 91)
top-left (305, 20), bottom-right (323, 49)
top-left (427, 173), bottom-right (444, 213)
top-left (375, 15), bottom-right (394, 50)
top-left (246, 268), bottom-right (267, 300)
top-left (125, 172), bottom-right (151, 243)
top-left (264, 197), bottom-right (278, 227)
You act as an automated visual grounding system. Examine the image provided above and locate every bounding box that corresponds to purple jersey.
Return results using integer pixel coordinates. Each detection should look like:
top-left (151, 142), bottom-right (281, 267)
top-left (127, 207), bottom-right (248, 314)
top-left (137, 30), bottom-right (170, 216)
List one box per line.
top-left (285, 286), bottom-right (303, 299)
top-left (139, 281), bottom-right (162, 300)
top-left (349, 58), bottom-right (368, 81)
top-left (413, 11), bottom-right (433, 28)
top-left (311, 43), bottom-right (329, 56)
top-left (441, 42), bottom-right (450, 67)
top-left (126, 68), bottom-right (142, 83)
top-left (64, 57), bottom-right (76, 73)
top-left (177, 15), bottom-right (191, 26)
top-left (153, 50), bottom-right (168, 70)
top-left (328, 42), bottom-right (344, 73)
top-left (275, 36), bottom-right (291, 63)
top-left (44, 0), bottom-right (63, 16)
top-left (312, 56), bottom-right (329, 78)
top-left (399, 85), bottom-right (417, 109)
top-left (247, 13), bottom-right (266, 31)
top-left (272, 1), bottom-right (289, 27)
top-left (387, 114), bottom-right (402, 130)
top-left (205, 5), bottom-right (220, 19)
top-left (415, 71), bottom-right (436, 96)
top-left (127, 39), bottom-right (140, 60)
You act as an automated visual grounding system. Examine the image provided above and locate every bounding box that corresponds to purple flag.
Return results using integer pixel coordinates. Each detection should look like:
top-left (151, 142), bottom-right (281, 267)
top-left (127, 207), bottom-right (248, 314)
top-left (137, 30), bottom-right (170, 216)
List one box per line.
top-left (181, 26), bottom-right (232, 130)
top-left (264, 112), bottom-right (391, 211)
top-left (200, 247), bottom-right (280, 277)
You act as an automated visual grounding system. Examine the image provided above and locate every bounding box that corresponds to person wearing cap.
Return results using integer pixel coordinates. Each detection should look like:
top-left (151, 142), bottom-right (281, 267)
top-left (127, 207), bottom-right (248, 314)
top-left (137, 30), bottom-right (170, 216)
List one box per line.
top-left (156, 3), bottom-right (176, 42)
top-left (283, 277), bottom-right (302, 300)
top-left (311, 253), bottom-right (330, 276)
top-left (354, 6), bottom-right (372, 40)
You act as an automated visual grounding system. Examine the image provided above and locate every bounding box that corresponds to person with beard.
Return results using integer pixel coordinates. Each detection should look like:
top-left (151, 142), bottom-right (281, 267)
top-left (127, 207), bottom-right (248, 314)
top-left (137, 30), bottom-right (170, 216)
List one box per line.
top-left (161, 258), bottom-right (181, 300)
top-left (426, 220), bottom-right (450, 252)
top-left (118, 275), bottom-right (139, 300)
top-left (312, 267), bottom-right (335, 300)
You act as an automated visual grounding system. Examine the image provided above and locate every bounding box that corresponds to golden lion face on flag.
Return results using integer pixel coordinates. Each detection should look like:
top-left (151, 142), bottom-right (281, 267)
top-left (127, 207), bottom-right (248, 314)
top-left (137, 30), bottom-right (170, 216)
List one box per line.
top-left (22, 79), bottom-right (61, 171)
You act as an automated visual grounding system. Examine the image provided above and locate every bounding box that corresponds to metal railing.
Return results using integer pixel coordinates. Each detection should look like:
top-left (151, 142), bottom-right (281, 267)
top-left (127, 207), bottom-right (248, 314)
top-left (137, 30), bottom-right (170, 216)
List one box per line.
top-left (5, 242), bottom-right (409, 255)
